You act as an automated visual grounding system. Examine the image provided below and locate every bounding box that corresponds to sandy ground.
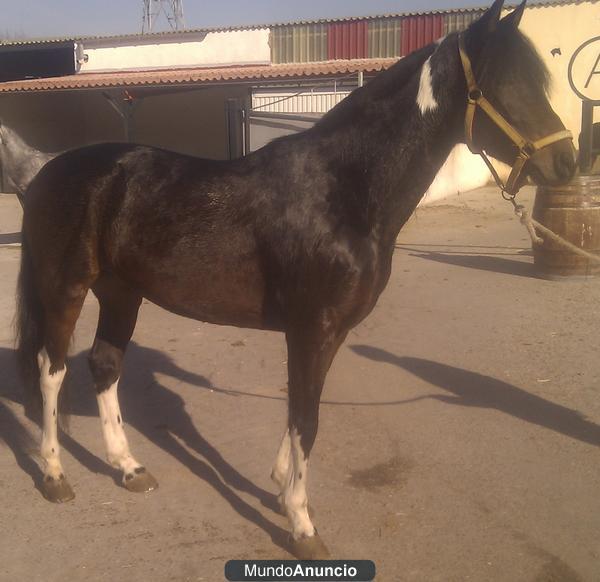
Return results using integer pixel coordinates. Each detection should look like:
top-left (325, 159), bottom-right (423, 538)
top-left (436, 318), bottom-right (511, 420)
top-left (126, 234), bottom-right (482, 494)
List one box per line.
top-left (0, 187), bottom-right (599, 582)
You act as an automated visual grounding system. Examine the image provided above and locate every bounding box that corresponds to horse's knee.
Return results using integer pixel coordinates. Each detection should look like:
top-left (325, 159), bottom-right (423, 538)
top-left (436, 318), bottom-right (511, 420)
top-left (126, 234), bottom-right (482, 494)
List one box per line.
top-left (88, 339), bottom-right (123, 392)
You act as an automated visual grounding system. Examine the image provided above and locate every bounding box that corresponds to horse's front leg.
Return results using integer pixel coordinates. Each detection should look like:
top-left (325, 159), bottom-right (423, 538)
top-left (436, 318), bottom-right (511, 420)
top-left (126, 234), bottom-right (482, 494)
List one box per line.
top-left (281, 311), bottom-right (346, 559)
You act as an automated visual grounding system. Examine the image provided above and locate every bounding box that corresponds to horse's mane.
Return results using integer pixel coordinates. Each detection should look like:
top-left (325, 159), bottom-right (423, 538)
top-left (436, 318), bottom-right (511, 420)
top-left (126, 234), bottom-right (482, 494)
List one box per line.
top-left (314, 43), bottom-right (437, 131)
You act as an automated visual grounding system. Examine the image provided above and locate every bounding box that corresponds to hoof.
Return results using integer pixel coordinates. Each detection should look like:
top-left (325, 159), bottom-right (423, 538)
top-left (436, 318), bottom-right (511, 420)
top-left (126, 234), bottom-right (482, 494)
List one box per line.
top-left (290, 533), bottom-right (330, 560)
top-left (123, 467), bottom-right (158, 493)
top-left (41, 474), bottom-right (75, 503)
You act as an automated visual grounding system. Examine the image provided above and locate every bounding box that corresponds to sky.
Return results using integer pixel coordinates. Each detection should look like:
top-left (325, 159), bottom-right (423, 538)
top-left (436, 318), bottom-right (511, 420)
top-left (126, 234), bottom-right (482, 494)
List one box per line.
top-left (2, 0), bottom-right (490, 40)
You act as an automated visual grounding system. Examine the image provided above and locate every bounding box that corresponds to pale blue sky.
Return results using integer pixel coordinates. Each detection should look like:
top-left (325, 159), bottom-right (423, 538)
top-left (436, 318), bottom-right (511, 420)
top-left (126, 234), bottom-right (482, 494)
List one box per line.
top-left (4, 0), bottom-right (492, 39)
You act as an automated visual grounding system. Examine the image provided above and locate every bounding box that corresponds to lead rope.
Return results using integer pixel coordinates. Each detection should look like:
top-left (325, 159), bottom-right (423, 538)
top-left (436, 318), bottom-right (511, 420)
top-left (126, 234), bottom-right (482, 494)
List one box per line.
top-left (478, 151), bottom-right (600, 264)
top-left (510, 201), bottom-right (543, 246)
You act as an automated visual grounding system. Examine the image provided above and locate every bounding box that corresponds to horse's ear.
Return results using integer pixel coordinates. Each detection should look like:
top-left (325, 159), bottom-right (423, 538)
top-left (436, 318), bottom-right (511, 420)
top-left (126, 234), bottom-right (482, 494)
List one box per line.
top-left (466, 0), bottom-right (504, 51)
top-left (501, 0), bottom-right (526, 28)
top-left (476, 0), bottom-right (504, 35)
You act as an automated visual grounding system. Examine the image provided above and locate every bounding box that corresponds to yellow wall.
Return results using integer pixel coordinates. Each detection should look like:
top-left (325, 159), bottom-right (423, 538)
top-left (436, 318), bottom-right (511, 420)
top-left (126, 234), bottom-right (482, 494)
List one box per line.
top-left (518, 1), bottom-right (600, 140)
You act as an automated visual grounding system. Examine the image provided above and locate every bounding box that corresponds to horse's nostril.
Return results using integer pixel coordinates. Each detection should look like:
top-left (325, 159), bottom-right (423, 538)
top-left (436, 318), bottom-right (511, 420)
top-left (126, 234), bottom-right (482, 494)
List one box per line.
top-left (554, 151), bottom-right (576, 180)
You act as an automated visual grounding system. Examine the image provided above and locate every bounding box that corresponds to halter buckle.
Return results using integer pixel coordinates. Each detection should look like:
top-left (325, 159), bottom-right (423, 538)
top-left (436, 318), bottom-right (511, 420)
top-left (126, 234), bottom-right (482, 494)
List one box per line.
top-left (468, 89), bottom-right (482, 102)
top-left (522, 142), bottom-right (536, 157)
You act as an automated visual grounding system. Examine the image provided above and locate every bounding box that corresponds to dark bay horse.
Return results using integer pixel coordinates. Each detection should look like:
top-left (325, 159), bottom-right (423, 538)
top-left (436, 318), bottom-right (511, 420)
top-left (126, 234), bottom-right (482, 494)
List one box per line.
top-left (16, 0), bottom-right (575, 559)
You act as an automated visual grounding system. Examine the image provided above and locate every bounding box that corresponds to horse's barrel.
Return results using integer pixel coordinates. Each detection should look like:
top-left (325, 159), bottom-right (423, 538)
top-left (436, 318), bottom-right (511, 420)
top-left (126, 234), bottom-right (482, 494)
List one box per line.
top-left (533, 175), bottom-right (600, 279)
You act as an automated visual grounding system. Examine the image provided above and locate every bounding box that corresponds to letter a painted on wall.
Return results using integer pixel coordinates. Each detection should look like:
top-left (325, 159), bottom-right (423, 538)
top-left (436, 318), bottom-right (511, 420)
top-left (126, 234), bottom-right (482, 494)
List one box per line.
top-left (584, 51), bottom-right (600, 89)
top-left (569, 36), bottom-right (600, 101)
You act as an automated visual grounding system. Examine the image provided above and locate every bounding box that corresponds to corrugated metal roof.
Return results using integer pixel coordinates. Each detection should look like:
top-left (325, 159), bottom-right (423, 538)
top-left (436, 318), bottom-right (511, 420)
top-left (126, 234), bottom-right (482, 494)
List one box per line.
top-left (368, 18), bottom-right (402, 59)
top-left (271, 24), bottom-right (328, 64)
top-left (0, 0), bottom-right (590, 48)
top-left (0, 59), bottom-right (397, 93)
top-left (443, 10), bottom-right (486, 34)
top-left (401, 14), bottom-right (444, 56)
top-left (328, 22), bottom-right (369, 60)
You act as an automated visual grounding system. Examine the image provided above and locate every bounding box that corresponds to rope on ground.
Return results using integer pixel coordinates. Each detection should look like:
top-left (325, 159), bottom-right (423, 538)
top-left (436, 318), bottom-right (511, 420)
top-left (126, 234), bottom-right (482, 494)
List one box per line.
top-left (512, 203), bottom-right (600, 265)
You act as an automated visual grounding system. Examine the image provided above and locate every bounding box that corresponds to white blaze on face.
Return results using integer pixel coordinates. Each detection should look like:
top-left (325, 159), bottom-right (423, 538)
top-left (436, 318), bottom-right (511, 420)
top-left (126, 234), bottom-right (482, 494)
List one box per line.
top-left (282, 427), bottom-right (315, 540)
top-left (38, 348), bottom-right (66, 479)
top-left (417, 56), bottom-right (438, 115)
top-left (97, 378), bottom-right (142, 478)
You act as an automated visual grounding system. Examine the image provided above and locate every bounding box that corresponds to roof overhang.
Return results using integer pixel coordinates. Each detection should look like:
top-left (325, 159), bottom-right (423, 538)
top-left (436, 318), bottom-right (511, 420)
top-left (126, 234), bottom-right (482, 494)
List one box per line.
top-left (0, 58), bottom-right (397, 94)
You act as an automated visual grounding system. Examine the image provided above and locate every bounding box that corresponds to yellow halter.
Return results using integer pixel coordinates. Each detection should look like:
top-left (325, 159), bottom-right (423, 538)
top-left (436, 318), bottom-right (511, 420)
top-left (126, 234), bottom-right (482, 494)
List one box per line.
top-left (458, 34), bottom-right (573, 197)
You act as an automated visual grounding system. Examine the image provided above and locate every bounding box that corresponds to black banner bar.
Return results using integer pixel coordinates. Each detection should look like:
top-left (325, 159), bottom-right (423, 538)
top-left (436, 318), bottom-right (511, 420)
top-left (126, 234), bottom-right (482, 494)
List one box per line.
top-left (224, 560), bottom-right (375, 581)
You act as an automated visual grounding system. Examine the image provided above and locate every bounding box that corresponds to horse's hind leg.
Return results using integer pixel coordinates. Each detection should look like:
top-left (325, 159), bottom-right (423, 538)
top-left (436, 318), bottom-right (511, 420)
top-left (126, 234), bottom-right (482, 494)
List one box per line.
top-left (88, 275), bottom-right (157, 493)
top-left (39, 296), bottom-right (87, 503)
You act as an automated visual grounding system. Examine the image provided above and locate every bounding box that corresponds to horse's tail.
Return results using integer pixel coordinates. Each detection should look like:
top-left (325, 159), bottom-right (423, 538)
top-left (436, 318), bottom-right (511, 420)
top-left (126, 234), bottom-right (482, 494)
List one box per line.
top-left (15, 233), bottom-right (44, 422)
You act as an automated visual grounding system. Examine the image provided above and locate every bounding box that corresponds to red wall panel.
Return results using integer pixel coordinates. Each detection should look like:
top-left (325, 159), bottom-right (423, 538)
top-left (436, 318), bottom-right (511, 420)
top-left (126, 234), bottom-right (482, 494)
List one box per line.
top-left (401, 14), bottom-right (443, 56)
top-left (327, 21), bottom-right (368, 60)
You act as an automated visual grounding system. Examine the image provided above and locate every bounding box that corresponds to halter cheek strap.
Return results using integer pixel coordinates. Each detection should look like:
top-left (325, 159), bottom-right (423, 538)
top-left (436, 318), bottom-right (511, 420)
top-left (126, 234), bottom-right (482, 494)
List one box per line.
top-left (458, 34), bottom-right (573, 197)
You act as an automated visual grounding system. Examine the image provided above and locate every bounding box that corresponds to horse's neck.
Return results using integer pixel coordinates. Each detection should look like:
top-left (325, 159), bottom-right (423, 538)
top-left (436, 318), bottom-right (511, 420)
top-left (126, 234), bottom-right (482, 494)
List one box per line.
top-left (315, 39), bottom-right (465, 245)
top-left (370, 103), bottom-right (463, 244)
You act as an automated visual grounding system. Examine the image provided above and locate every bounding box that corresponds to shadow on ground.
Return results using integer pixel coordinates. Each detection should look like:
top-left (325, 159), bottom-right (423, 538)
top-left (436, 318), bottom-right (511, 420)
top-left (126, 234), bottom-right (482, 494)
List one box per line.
top-left (351, 344), bottom-right (600, 447)
top-left (0, 342), bottom-right (289, 553)
top-left (4, 339), bottom-right (598, 557)
top-left (409, 251), bottom-right (536, 278)
top-left (0, 231), bottom-right (20, 245)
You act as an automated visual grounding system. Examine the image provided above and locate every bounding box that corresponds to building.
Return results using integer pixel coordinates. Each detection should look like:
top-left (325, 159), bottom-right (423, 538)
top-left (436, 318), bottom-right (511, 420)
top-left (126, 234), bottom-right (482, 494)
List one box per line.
top-left (0, 0), bottom-right (598, 194)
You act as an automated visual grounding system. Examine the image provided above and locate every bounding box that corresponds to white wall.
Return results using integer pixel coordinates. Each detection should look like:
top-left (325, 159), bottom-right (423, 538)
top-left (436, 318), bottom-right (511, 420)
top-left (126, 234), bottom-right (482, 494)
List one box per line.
top-left (80, 29), bottom-right (271, 72)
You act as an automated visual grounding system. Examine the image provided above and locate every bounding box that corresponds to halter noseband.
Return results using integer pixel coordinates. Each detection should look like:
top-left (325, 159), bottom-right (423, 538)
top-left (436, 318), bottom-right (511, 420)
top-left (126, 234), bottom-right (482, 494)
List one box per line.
top-left (458, 34), bottom-right (573, 197)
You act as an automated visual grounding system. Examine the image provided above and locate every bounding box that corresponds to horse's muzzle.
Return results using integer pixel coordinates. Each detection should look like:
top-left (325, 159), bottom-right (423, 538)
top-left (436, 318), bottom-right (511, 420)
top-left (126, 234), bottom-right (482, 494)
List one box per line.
top-left (529, 140), bottom-right (577, 187)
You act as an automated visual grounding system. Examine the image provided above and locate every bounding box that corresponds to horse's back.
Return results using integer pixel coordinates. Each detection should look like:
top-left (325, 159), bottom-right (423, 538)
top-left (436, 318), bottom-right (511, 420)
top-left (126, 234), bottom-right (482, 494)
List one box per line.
top-left (24, 143), bottom-right (270, 327)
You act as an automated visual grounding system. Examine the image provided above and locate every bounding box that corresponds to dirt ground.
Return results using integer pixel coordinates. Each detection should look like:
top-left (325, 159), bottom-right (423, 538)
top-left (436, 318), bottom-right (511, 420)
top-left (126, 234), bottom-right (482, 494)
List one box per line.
top-left (0, 186), bottom-right (599, 582)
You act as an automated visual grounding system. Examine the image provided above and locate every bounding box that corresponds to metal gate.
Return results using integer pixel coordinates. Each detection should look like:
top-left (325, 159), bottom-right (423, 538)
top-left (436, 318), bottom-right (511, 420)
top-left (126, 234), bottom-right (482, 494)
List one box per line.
top-left (226, 85), bottom-right (354, 158)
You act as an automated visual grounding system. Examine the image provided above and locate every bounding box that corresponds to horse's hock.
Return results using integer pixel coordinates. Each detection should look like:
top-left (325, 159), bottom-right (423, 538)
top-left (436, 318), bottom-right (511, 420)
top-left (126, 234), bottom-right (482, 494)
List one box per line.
top-left (533, 174), bottom-right (600, 279)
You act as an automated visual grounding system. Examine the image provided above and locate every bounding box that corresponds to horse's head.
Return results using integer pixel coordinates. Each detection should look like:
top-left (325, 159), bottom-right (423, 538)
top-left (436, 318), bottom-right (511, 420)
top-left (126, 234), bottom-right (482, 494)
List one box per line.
top-left (462, 0), bottom-right (576, 192)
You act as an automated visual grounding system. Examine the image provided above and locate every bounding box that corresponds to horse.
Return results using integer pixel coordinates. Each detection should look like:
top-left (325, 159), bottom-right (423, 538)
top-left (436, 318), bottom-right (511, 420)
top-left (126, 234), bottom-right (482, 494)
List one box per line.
top-left (15, 0), bottom-right (575, 559)
top-left (0, 123), bottom-right (57, 206)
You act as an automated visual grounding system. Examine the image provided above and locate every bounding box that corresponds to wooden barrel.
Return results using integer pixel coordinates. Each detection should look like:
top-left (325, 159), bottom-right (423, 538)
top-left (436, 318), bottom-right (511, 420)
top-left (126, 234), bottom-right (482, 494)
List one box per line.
top-left (533, 174), bottom-right (600, 279)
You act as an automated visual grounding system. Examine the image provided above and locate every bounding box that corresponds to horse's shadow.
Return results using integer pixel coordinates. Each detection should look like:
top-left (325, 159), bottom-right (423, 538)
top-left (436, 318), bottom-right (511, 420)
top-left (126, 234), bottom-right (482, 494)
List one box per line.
top-left (351, 344), bottom-right (600, 447)
top-left (0, 342), bottom-right (289, 554)
top-left (409, 251), bottom-right (537, 279)
top-left (0, 232), bottom-right (20, 245)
